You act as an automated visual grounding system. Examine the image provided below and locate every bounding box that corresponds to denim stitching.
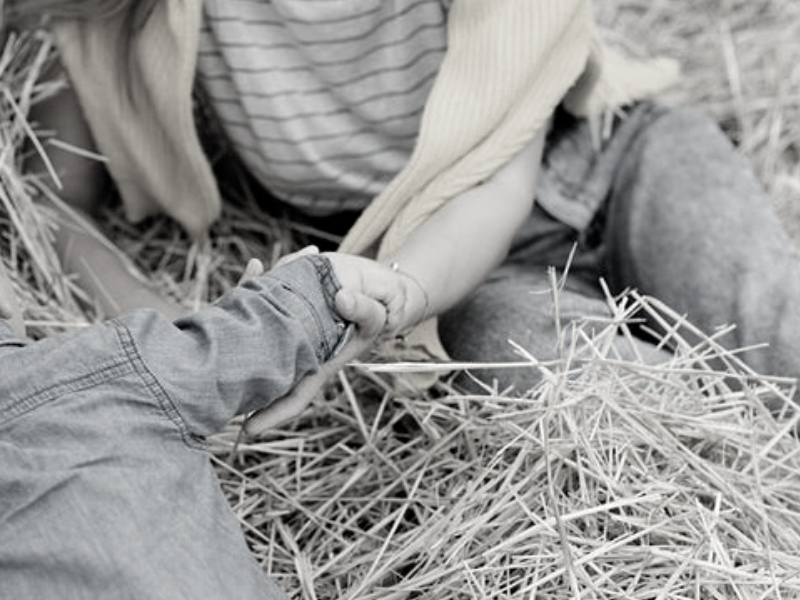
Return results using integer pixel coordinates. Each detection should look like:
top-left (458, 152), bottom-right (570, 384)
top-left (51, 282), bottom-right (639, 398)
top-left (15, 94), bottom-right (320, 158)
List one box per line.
top-left (276, 278), bottom-right (329, 359)
top-left (273, 256), bottom-right (343, 362)
top-left (0, 358), bottom-right (134, 426)
top-left (112, 322), bottom-right (207, 450)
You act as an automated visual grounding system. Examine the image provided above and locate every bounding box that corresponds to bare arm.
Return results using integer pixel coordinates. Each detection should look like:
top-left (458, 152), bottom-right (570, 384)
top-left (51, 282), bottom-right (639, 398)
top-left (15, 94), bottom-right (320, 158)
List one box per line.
top-left (29, 57), bottom-right (184, 320)
top-left (389, 127), bottom-right (546, 327)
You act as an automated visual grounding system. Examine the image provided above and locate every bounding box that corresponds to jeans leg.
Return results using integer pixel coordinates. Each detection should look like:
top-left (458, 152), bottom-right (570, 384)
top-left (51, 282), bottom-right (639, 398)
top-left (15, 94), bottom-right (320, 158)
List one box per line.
top-left (439, 206), bottom-right (671, 394)
top-left (605, 104), bottom-right (800, 402)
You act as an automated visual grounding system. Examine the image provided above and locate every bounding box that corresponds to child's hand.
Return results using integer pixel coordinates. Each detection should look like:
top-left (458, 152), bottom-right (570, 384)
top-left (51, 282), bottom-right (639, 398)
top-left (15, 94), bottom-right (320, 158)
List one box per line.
top-left (326, 252), bottom-right (410, 338)
top-left (259, 246), bottom-right (413, 338)
top-left (244, 250), bottom-right (409, 435)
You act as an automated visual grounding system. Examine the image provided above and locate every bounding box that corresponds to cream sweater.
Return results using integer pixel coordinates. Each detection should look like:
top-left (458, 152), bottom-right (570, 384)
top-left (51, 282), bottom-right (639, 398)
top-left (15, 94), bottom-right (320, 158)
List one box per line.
top-left (53, 0), bottom-right (679, 365)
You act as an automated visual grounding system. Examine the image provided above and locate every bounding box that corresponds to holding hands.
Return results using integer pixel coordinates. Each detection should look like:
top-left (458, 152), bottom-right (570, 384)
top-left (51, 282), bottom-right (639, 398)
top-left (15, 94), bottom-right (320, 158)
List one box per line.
top-left (244, 247), bottom-right (427, 434)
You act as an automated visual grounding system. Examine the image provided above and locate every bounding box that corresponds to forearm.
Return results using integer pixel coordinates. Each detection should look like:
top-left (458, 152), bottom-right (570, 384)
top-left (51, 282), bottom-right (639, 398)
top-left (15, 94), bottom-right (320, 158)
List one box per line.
top-left (389, 127), bottom-right (546, 325)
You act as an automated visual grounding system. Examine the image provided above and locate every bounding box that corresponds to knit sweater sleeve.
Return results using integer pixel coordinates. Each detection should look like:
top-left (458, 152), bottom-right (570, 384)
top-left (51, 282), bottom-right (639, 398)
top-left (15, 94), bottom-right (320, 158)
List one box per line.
top-left (340, 0), bottom-right (679, 259)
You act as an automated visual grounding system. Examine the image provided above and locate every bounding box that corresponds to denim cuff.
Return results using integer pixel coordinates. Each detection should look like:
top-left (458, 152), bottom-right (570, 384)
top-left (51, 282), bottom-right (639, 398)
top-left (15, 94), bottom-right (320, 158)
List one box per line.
top-left (265, 254), bottom-right (351, 362)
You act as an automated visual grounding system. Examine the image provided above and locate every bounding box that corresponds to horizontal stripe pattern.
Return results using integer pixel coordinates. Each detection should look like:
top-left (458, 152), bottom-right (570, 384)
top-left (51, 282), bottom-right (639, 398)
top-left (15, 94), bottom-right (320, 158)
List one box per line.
top-left (197, 0), bottom-right (449, 214)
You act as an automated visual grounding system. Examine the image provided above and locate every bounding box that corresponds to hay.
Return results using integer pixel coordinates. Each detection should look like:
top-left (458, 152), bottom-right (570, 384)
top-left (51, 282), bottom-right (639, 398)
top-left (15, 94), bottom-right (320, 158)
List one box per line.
top-left (210, 292), bottom-right (800, 599)
top-left (4, 1), bottom-right (800, 599)
top-left (595, 0), bottom-right (800, 243)
top-left (0, 28), bottom-right (89, 335)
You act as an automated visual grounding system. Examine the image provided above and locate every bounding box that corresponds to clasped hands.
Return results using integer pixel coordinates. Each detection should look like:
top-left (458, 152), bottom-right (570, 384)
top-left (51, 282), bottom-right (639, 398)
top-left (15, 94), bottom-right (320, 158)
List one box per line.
top-left (244, 246), bottom-right (427, 435)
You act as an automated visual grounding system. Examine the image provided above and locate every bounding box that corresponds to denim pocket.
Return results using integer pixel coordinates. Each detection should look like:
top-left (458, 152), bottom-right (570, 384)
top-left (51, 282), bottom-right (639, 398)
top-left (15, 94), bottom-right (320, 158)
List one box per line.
top-left (536, 101), bottom-right (667, 232)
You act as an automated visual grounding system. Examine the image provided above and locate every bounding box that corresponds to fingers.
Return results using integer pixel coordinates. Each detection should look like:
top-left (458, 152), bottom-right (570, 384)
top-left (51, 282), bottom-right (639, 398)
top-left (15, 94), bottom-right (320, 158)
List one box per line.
top-left (245, 394), bottom-right (305, 435)
top-left (364, 278), bottom-right (406, 334)
top-left (245, 395), bottom-right (300, 434)
top-left (324, 253), bottom-right (409, 337)
top-left (271, 251), bottom-right (412, 338)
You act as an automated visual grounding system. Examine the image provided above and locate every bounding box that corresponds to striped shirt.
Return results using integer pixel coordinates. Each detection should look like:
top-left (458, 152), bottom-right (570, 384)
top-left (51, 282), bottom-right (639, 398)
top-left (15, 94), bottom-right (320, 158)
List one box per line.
top-left (197, 0), bottom-right (450, 215)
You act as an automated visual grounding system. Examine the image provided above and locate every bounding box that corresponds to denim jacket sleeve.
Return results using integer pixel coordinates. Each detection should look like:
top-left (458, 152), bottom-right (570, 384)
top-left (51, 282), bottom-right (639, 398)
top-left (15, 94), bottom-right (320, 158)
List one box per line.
top-left (115, 255), bottom-right (350, 437)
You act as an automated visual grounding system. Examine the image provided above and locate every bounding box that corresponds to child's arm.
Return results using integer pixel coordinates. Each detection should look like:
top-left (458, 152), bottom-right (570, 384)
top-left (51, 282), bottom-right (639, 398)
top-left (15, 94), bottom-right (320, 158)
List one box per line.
top-left (120, 253), bottom-right (403, 437)
top-left (388, 127), bottom-right (547, 328)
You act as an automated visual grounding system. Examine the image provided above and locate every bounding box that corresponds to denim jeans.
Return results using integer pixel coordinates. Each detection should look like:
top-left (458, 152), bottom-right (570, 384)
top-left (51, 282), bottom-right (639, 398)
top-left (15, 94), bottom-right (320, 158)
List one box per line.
top-left (440, 101), bottom-right (800, 402)
top-left (0, 256), bottom-right (348, 600)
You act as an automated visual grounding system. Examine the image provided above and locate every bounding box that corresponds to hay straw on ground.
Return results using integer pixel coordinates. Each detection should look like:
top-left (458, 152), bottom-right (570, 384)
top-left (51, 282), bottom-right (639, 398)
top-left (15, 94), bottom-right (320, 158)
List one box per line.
top-left (210, 292), bottom-right (800, 599)
top-left (0, 29), bottom-right (89, 335)
top-left (5, 1), bottom-right (800, 599)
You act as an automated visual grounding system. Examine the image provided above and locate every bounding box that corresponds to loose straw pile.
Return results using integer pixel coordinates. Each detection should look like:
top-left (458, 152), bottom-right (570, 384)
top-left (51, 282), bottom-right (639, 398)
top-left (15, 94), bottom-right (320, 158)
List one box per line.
top-left (208, 289), bottom-right (800, 600)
